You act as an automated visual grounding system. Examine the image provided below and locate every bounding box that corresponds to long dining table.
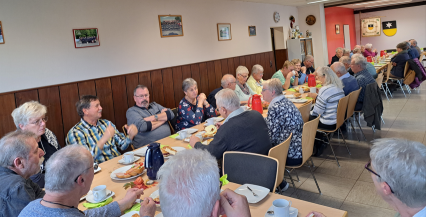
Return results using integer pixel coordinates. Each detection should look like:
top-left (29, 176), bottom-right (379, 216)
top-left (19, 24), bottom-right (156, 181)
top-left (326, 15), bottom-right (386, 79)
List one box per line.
top-left (78, 90), bottom-right (347, 217)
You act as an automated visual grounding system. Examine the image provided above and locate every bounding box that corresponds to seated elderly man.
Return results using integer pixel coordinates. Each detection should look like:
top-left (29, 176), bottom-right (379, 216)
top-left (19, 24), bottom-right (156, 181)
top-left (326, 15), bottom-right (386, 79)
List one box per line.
top-left (139, 149), bottom-right (251, 217)
top-left (126, 85), bottom-right (174, 149)
top-left (272, 60), bottom-right (299, 90)
top-left (331, 62), bottom-right (359, 96)
top-left (351, 54), bottom-right (376, 111)
top-left (410, 39), bottom-right (422, 56)
top-left (207, 74), bottom-right (237, 108)
top-left (368, 138), bottom-right (426, 217)
top-left (330, 47), bottom-right (343, 65)
top-left (343, 48), bottom-right (351, 57)
top-left (350, 45), bottom-right (361, 57)
top-left (246, 64), bottom-right (264, 95)
top-left (301, 55), bottom-right (315, 75)
top-left (189, 89), bottom-right (271, 159)
top-left (67, 95), bottom-right (138, 164)
top-left (340, 56), bottom-right (354, 75)
top-left (406, 41), bottom-right (420, 59)
top-left (0, 131), bottom-right (45, 217)
top-left (19, 145), bottom-right (147, 217)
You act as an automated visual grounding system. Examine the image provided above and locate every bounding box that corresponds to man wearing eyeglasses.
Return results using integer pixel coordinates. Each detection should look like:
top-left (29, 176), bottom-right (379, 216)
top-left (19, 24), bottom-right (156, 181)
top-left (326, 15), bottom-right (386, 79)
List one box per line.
top-left (126, 85), bottom-right (174, 149)
top-left (368, 138), bottom-right (426, 217)
top-left (301, 55), bottom-right (315, 75)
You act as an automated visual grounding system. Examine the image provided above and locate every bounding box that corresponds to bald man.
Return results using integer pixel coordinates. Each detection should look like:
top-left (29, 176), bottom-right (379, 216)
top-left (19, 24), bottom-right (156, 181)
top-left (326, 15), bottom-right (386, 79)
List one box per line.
top-left (207, 74), bottom-right (237, 109)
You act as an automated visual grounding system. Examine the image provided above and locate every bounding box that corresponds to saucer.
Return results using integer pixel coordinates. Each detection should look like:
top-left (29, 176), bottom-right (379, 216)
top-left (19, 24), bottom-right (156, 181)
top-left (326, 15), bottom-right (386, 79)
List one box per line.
top-left (118, 156), bottom-right (141, 164)
top-left (86, 189), bottom-right (115, 203)
top-left (264, 205), bottom-right (298, 217)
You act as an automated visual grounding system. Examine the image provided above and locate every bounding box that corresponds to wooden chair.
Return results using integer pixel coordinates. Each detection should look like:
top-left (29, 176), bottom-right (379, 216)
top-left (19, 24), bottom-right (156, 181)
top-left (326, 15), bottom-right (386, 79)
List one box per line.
top-left (345, 88), bottom-right (364, 141)
top-left (375, 71), bottom-right (389, 101)
top-left (316, 95), bottom-right (350, 167)
top-left (223, 152), bottom-right (279, 192)
top-left (120, 125), bottom-right (135, 153)
top-left (382, 63), bottom-right (394, 99)
top-left (286, 116), bottom-right (321, 194)
top-left (298, 101), bottom-right (312, 123)
top-left (388, 62), bottom-right (408, 97)
top-left (419, 52), bottom-right (426, 69)
top-left (168, 108), bottom-right (178, 134)
top-left (268, 133), bottom-right (292, 192)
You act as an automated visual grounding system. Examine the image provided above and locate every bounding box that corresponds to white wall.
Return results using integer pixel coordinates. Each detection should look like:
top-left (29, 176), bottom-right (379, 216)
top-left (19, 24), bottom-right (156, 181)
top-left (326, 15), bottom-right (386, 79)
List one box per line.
top-left (354, 5), bottom-right (426, 51)
top-left (297, 3), bottom-right (329, 67)
top-left (273, 27), bottom-right (285, 49)
top-left (0, 0), bottom-right (298, 93)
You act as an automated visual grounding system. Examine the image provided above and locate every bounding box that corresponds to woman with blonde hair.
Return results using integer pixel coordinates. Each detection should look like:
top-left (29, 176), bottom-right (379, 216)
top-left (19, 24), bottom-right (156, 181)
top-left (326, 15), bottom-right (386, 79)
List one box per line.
top-left (291, 59), bottom-right (307, 85)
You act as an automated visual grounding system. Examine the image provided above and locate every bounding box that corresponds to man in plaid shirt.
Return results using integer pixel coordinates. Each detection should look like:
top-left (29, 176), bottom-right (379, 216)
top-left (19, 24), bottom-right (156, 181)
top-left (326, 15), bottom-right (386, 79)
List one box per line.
top-left (351, 54), bottom-right (376, 111)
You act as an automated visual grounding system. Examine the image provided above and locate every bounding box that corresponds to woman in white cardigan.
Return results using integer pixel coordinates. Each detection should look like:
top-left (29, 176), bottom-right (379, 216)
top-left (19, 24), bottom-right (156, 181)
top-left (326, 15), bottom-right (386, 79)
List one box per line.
top-left (234, 66), bottom-right (256, 103)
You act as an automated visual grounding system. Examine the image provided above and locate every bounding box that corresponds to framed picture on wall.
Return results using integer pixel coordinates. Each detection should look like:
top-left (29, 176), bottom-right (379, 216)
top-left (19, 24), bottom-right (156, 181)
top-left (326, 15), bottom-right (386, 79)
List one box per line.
top-left (0, 21), bottom-right (4, 44)
top-left (217, 23), bottom-right (232, 41)
top-left (158, 15), bottom-right (184, 38)
top-left (73, 28), bottom-right (100, 48)
top-left (335, 24), bottom-right (340, 34)
top-left (248, 26), bottom-right (256, 36)
top-left (361, 17), bottom-right (381, 37)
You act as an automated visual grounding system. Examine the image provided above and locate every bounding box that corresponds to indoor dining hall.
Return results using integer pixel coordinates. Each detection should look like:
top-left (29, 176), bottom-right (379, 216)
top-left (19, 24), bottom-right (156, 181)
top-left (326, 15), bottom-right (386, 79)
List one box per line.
top-left (1, 0), bottom-right (426, 217)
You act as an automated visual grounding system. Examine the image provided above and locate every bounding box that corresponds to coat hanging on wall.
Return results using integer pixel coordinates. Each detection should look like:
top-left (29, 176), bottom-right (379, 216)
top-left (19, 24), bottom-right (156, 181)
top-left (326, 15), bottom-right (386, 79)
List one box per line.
top-left (382, 20), bottom-right (397, 37)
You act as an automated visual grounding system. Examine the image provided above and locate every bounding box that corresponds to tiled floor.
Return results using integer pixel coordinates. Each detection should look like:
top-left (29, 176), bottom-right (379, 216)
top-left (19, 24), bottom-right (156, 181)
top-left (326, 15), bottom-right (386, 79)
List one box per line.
top-left (285, 82), bottom-right (426, 217)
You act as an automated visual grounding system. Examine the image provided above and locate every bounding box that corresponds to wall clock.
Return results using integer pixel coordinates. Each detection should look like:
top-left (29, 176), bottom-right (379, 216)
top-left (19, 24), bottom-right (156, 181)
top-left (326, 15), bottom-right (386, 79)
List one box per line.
top-left (306, 15), bottom-right (316, 25)
top-left (274, 12), bottom-right (280, 23)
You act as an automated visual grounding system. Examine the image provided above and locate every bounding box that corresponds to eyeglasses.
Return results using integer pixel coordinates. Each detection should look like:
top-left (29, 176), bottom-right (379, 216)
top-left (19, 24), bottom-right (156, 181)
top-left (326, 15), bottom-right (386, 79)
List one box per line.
top-left (134, 94), bottom-right (149, 98)
top-left (261, 88), bottom-right (269, 92)
top-left (74, 164), bottom-right (96, 182)
top-left (365, 161), bottom-right (394, 193)
top-left (238, 74), bottom-right (248, 79)
top-left (30, 117), bottom-right (48, 126)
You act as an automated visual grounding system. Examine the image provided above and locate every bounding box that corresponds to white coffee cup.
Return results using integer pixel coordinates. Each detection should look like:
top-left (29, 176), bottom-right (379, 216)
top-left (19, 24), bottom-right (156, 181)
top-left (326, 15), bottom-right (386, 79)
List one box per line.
top-left (92, 185), bottom-right (107, 202)
top-left (273, 199), bottom-right (292, 217)
top-left (206, 118), bottom-right (215, 126)
top-left (292, 70), bottom-right (296, 76)
top-left (178, 130), bottom-right (187, 139)
top-left (299, 87), bottom-right (304, 94)
top-left (123, 152), bottom-right (134, 164)
top-left (310, 87), bottom-right (317, 93)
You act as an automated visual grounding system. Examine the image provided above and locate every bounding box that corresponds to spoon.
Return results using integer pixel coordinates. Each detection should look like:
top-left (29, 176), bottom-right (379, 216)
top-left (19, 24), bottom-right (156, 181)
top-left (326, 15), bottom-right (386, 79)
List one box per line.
top-left (267, 210), bottom-right (274, 215)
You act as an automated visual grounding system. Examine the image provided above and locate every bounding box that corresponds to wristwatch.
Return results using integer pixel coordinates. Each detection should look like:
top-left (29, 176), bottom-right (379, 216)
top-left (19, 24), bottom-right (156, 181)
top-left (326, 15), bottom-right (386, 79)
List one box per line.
top-left (154, 114), bottom-right (158, 121)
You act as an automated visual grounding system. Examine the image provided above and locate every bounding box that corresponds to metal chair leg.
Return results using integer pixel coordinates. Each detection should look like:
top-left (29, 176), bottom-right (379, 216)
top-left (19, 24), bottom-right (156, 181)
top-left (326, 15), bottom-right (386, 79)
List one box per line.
top-left (397, 80), bottom-right (406, 97)
top-left (339, 128), bottom-right (351, 155)
top-left (381, 84), bottom-right (390, 101)
top-left (405, 84), bottom-right (411, 94)
top-left (385, 82), bottom-right (393, 98)
top-left (308, 160), bottom-right (321, 195)
top-left (310, 157), bottom-right (315, 168)
top-left (294, 169), bottom-right (300, 182)
top-left (349, 118), bottom-right (360, 142)
top-left (356, 114), bottom-right (367, 141)
top-left (324, 133), bottom-right (340, 167)
top-left (381, 115), bottom-right (385, 125)
top-left (285, 169), bottom-right (296, 189)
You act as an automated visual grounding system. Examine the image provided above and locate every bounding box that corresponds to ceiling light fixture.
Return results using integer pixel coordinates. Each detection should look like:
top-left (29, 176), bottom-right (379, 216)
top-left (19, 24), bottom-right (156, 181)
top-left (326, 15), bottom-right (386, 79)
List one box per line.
top-left (365, 0), bottom-right (412, 7)
top-left (354, 0), bottom-right (390, 6)
top-left (307, 0), bottom-right (330, 4)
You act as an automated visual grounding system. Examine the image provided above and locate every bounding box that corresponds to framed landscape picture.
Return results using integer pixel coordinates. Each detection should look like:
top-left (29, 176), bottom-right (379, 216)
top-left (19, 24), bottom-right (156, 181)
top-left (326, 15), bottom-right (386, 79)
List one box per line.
top-left (0, 21), bottom-right (4, 44)
top-left (158, 15), bottom-right (183, 38)
top-left (217, 23), bottom-right (232, 41)
top-left (248, 26), bottom-right (256, 36)
top-left (73, 28), bottom-right (100, 48)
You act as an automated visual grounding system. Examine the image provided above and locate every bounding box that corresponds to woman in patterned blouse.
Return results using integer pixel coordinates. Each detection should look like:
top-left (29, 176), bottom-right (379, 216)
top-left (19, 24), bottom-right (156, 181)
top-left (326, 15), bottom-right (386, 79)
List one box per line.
top-left (176, 78), bottom-right (217, 130)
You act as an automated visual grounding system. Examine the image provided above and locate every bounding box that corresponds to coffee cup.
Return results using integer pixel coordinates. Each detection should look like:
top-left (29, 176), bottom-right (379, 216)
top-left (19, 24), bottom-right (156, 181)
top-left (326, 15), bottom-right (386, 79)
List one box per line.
top-left (92, 185), bottom-right (107, 202)
top-left (310, 87), bottom-right (317, 93)
top-left (123, 152), bottom-right (134, 164)
top-left (292, 70), bottom-right (296, 76)
top-left (206, 118), bottom-right (215, 126)
top-left (272, 199), bottom-right (292, 217)
top-left (178, 130), bottom-right (187, 140)
top-left (299, 87), bottom-right (304, 94)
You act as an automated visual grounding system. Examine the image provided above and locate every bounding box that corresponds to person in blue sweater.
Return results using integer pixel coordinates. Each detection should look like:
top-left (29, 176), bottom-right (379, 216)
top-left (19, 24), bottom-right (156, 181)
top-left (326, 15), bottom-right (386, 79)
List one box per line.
top-left (331, 62), bottom-right (359, 96)
top-left (390, 42), bottom-right (410, 78)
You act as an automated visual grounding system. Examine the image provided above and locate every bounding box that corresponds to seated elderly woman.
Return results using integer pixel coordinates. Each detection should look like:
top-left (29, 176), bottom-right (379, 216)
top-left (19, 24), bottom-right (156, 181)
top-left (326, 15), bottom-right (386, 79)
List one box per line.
top-left (176, 78), bottom-right (216, 130)
top-left (363, 43), bottom-right (378, 57)
top-left (272, 60), bottom-right (299, 90)
top-left (246, 64), bottom-right (264, 95)
top-left (11, 101), bottom-right (61, 188)
top-left (390, 42), bottom-right (410, 78)
top-left (235, 66), bottom-right (256, 103)
top-left (291, 59), bottom-right (306, 85)
top-left (330, 47), bottom-right (343, 65)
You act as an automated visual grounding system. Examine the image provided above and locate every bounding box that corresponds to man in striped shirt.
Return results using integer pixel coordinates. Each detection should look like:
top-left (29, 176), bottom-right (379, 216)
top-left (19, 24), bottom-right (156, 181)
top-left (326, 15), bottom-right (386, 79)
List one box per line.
top-left (351, 54), bottom-right (376, 111)
top-left (66, 95), bottom-right (138, 164)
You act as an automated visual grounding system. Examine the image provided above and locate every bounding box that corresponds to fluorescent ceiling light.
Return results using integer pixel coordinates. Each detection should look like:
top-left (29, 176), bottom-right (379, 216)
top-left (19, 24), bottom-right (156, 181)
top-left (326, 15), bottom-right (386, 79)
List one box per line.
top-left (354, 0), bottom-right (390, 6)
top-left (307, 0), bottom-right (330, 4)
top-left (365, 0), bottom-right (411, 7)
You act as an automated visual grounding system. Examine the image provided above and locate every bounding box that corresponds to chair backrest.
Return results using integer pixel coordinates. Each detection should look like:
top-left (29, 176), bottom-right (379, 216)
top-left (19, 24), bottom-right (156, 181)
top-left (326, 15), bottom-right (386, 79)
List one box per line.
top-left (346, 87), bottom-right (362, 120)
top-left (223, 152), bottom-right (279, 192)
top-left (297, 101), bottom-right (312, 123)
top-left (403, 61), bottom-right (410, 77)
top-left (383, 62), bottom-right (393, 83)
top-left (419, 52), bottom-right (425, 63)
top-left (168, 108), bottom-right (178, 134)
top-left (335, 95), bottom-right (350, 129)
top-left (300, 115), bottom-right (320, 164)
top-left (268, 133), bottom-right (292, 189)
top-left (376, 72), bottom-right (384, 89)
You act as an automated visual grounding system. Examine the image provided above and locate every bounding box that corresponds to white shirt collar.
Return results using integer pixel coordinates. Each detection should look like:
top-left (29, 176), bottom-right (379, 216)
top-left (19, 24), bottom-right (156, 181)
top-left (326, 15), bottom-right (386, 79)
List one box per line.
top-left (414, 206), bottom-right (426, 217)
top-left (223, 107), bottom-right (245, 124)
top-left (340, 73), bottom-right (351, 80)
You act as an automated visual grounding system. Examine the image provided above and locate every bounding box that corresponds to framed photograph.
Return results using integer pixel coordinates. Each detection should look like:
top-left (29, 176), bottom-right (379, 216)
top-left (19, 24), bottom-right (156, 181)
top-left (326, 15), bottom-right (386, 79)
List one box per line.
top-left (217, 23), bottom-right (232, 41)
top-left (0, 21), bottom-right (4, 44)
top-left (335, 24), bottom-right (340, 34)
top-left (361, 17), bottom-right (381, 37)
top-left (158, 15), bottom-right (183, 38)
top-left (73, 28), bottom-right (100, 48)
top-left (248, 26), bottom-right (256, 36)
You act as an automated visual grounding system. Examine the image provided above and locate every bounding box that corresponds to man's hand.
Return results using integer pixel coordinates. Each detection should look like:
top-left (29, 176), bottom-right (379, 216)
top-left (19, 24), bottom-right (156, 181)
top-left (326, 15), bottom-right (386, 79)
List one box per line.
top-left (301, 66), bottom-right (307, 74)
top-left (143, 116), bottom-right (156, 122)
top-left (219, 189), bottom-right (251, 217)
top-left (189, 135), bottom-right (201, 148)
top-left (215, 122), bottom-right (223, 129)
top-left (306, 211), bottom-right (326, 217)
top-left (104, 123), bottom-right (116, 140)
top-left (392, 62), bottom-right (397, 66)
top-left (125, 124), bottom-right (138, 140)
top-left (161, 108), bottom-right (168, 113)
top-left (307, 92), bottom-right (318, 99)
top-left (117, 188), bottom-right (144, 211)
top-left (139, 197), bottom-right (156, 217)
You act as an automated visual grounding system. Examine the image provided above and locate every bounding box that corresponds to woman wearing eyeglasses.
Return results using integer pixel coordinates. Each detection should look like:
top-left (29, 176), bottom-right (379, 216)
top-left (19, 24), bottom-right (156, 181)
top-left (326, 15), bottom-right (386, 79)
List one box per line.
top-left (12, 101), bottom-right (61, 188)
top-left (235, 66), bottom-right (256, 103)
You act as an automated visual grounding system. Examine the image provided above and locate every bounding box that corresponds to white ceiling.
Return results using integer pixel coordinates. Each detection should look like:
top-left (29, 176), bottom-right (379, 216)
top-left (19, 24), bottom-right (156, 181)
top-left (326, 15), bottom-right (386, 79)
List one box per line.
top-left (338, 0), bottom-right (423, 10)
top-left (228, 0), bottom-right (348, 7)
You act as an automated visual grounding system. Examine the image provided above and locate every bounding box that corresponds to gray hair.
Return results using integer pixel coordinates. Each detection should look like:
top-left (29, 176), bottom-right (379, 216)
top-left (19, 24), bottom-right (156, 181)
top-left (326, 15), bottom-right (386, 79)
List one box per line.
top-left (354, 45), bottom-right (361, 49)
top-left (11, 101), bottom-right (47, 129)
top-left (331, 62), bottom-right (347, 75)
top-left (343, 48), bottom-right (351, 55)
top-left (370, 138), bottom-right (426, 207)
top-left (45, 145), bottom-right (93, 193)
top-left (221, 74), bottom-right (235, 88)
top-left (236, 66), bottom-right (249, 76)
top-left (251, 64), bottom-right (264, 75)
top-left (263, 78), bottom-right (283, 96)
top-left (353, 48), bottom-right (361, 54)
top-left (182, 78), bottom-right (197, 92)
top-left (158, 149), bottom-right (220, 217)
top-left (305, 55), bottom-right (314, 62)
top-left (339, 56), bottom-right (351, 65)
top-left (0, 130), bottom-right (37, 167)
top-left (133, 84), bottom-right (148, 95)
top-left (76, 95), bottom-right (99, 118)
top-left (410, 39), bottom-right (417, 46)
top-left (365, 43), bottom-right (373, 49)
top-left (351, 54), bottom-right (367, 70)
top-left (316, 66), bottom-right (343, 90)
top-left (335, 47), bottom-right (343, 54)
top-left (215, 89), bottom-right (240, 111)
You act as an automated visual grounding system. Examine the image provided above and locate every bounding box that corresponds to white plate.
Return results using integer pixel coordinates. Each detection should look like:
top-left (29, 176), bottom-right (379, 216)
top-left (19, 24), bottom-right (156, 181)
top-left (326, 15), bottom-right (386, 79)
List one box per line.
top-left (235, 184), bottom-right (269, 204)
top-left (118, 156), bottom-right (141, 164)
top-left (155, 213), bottom-right (163, 217)
top-left (241, 105), bottom-right (250, 111)
top-left (94, 166), bottom-right (101, 174)
top-left (179, 128), bottom-right (198, 134)
top-left (265, 205), bottom-right (298, 217)
top-left (134, 146), bottom-right (148, 157)
top-left (163, 146), bottom-right (186, 159)
top-left (150, 190), bottom-right (160, 207)
top-left (204, 117), bottom-right (224, 126)
top-left (289, 98), bottom-right (308, 103)
top-left (86, 189), bottom-right (115, 204)
top-left (284, 94), bottom-right (295, 99)
top-left (121, 211), bottom-right (139, 217)
top-left (110, 165), bottom-right (146, 180)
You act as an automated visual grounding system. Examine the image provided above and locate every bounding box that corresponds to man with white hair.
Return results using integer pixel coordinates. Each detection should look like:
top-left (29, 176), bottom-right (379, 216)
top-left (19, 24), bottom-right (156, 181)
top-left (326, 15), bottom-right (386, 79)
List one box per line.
top-left (19, 145), bottom-right (148, 217)
top-left (330, 47), bottom-right (343, 65)
top-left (301, 55), bottom-right (315, 75)
top-left (0, 131), bottom-right (45, 217)
top-left (331, 62), bottom-right (359, 96)
top-left (351, 54), bottom-right (376, 110)
top-left (207, 74), bottom-right (237, 108)
top-left (350, 45), bottom-right (361, 57)
top-left (410, 39), bottom-right (422, 56)
top-left (189, 89), bottom-right (271, 159)
top-left (368, 138), bottom-right (426, 217)
top-left (246, 64), bottom-right (264, 95)
top-left (143, 149), bottom-right (251, 217)
top-left (339, 56), bottom-right (353, 75)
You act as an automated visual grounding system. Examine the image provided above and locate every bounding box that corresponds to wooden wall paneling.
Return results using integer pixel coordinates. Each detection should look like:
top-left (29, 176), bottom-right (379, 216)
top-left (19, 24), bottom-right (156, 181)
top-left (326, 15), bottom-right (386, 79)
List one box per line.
top-left (239, 56), bottom-right (246, 68)
top-left (15, 89), bottom-right (39, 107)
top-left (38, 86), bottom-right (65, 147)
top-left (125, 74), bottom-right (139, 108)
top-left (138, 72), bottom-right (152, 94)
top-left (172, 66), bottom-right (184, 107)
top-left (150, 70), bottom-right (165, 106)
top-left (269, 51), bottom-right (277, 75)
top-left (245, 55), bottom-right (251, 70)
top-left (198, 63), bottom-right (210, 96)
top-left (213, 60), bottom-right (222, 90)
top-left (275, 49), bottom-right (287, 73)
top-left (0, 93), bottom-right (17, 137)
top-left (59, 84), bottom-right (80, 137)
top-left (78, 81), bottom-right (96, 98)
top-left (263, 52), bottom-right (272, 79)
top-left (227, 58), bottom-right (235, 75)
top-left (181, 65), bottom-right (192, 81)
top-left (260, 53), bottom-right (268, 79)
top-left (110, 76), bottom-right (129, 130)
top-left (255, 53), bottom-right (262, 67)
top-left (233, 57), bottom-right (240, 68)
top-left (220, 59), bottom-right (229, 77)
top-left (161, 68), bottom-right (176, 109)
top-left (206, 61), bottom-right (217, 93)
top-left (95, 78), bottom-right (115, 124)
top-left (190, 64), bottom-right (201, 89)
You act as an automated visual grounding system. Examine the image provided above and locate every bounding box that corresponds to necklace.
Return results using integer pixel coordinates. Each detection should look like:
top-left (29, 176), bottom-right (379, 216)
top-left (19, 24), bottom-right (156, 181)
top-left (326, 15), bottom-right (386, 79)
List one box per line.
top-left (41, 199), bottom-right (84, 214)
